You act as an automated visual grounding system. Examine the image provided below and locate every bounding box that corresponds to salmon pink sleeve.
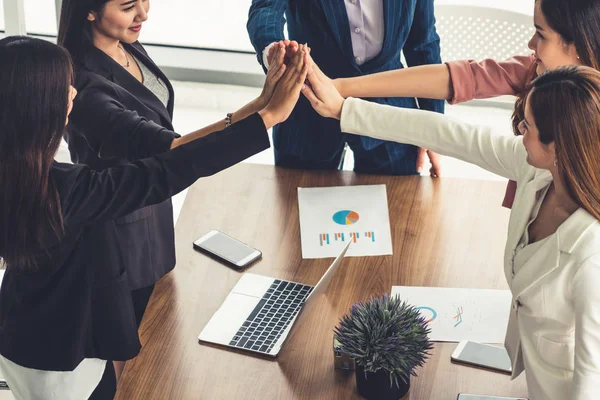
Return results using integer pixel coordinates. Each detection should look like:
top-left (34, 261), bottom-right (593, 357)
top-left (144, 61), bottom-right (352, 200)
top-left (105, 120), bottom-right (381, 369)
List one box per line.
top-left (446, 55), bottom-right (535, 104)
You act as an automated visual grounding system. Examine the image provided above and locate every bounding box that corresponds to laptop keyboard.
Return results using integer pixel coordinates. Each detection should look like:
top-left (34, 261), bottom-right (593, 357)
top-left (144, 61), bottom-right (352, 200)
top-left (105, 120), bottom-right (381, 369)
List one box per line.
top-left (229, 279), bottom-right (313, 354)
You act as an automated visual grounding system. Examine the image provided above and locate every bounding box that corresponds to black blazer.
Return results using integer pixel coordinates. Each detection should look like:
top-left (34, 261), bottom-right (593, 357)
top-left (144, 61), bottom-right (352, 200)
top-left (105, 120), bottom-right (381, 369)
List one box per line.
top-left (0, 113), bottom-right (269, 371)
top-left (66, 42), bottom-right (179, 290)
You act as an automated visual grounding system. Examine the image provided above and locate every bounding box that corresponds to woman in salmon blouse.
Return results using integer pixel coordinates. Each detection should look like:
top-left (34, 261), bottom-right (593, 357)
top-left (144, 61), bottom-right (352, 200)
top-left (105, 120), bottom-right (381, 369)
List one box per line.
top-left (330, 0), bottom-right (600, 207)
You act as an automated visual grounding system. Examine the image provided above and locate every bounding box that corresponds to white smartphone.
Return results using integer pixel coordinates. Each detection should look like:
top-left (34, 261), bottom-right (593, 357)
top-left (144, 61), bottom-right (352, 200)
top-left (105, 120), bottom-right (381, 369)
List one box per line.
top-left (193, 230), bottom-right (262, 270)
top-left (457, 395), bottom-right (527, 400)
top-left (451, 340), bottom-right (512, 374)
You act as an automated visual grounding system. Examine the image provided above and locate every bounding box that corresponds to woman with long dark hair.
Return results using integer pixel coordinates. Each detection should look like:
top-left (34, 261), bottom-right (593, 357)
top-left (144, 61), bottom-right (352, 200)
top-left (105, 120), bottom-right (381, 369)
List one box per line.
top-left (304, 60), bottom-right (600, 399)
top-left (56, 0), bottom-right (290, 382)
top-left (314, 0), bottom-right (600, 207)
top-left (0, 36), bottom-right (307, 399)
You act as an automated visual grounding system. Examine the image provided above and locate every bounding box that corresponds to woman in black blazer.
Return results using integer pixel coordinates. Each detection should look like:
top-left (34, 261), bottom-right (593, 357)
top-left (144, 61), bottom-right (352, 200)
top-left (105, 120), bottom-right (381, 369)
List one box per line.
top-left (57, 0), bottom-right (289, 382)
top-left (0, 36), bottom-right (306, 399)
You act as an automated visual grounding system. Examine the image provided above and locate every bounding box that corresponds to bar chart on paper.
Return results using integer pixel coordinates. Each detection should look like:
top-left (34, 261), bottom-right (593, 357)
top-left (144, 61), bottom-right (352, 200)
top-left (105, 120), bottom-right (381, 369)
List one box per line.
top-left (318, 231), bottom-right (376, 246)
top-left (298, 185), bottom-right (393, 259)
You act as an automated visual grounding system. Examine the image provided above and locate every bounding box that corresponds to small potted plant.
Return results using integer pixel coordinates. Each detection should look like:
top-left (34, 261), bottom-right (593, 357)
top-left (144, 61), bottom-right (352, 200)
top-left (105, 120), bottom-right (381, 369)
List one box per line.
top-left (334, 294), bottom-right (433, 400)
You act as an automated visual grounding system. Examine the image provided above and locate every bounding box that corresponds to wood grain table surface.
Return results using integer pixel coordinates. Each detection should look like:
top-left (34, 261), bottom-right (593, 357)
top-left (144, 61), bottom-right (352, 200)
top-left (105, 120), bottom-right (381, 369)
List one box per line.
top-left (115, 164), bottom-right (528, 400)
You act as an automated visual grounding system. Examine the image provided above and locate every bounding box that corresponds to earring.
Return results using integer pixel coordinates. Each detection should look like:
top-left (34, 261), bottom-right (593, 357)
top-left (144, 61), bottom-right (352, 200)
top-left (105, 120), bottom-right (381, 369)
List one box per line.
top-left (553, 160), bottom-right (558, 167)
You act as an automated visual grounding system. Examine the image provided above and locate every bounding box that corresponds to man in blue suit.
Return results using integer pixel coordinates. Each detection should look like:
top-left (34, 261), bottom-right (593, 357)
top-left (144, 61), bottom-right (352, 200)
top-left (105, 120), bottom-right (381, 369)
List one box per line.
top-left (247, 0), bottom-right (444, 175)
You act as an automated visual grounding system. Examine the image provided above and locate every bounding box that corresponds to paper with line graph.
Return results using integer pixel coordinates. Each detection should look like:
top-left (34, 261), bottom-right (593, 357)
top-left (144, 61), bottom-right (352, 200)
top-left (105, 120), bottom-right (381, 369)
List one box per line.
top-left (298, 185), bottom-right (392, 259)
top-left (391, 286), bottom-right (512, 343)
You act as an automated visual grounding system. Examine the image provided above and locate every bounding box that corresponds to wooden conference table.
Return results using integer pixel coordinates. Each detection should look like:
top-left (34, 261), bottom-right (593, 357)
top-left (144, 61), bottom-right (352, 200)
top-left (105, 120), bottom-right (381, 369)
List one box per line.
top-left (115, 164), bottom-right (528, 400)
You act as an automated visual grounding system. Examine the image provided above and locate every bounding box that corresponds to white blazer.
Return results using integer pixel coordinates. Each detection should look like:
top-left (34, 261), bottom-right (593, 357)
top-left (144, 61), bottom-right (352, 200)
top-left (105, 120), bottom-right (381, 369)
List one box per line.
top-left (340, 98), bottom-right (600, 400)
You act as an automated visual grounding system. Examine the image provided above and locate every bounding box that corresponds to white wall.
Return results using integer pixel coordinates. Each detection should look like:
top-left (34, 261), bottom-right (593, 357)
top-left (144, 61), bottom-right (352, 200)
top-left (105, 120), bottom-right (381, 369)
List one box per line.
top-left (139, 0), bottom-right (535, 52)
top-left (24, 0), bottom-right (56, 34)
top-left (0, 0), bottom-right (4, 30)
top-left (14, 0), bottom-right (534, 51)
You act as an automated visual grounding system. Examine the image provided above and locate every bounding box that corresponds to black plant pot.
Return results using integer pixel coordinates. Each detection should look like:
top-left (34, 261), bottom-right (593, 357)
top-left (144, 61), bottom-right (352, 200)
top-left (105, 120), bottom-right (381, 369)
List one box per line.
top-left (355, 365), bottom-right (410, 400)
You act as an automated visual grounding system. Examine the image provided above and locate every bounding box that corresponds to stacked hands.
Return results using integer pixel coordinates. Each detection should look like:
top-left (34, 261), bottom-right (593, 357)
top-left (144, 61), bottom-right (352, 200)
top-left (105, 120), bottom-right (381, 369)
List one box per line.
top-left (258, 40), bottom-right (442, 177)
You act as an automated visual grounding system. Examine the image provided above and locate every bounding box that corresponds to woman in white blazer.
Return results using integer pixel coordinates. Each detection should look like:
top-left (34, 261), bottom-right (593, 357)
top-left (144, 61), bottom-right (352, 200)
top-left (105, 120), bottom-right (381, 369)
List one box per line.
top-left (302, 63), bottom-right (600, 400)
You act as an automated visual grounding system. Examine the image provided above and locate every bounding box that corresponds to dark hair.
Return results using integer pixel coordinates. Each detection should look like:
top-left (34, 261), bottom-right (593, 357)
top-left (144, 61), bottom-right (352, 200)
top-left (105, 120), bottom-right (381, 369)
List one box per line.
top-left (57, 0), bottom-right (110, 62)
top-left (0, 36), bottom-right (73, 269)
top-left (528, 65), bottom-right (600, 220)
top-left (512, 0), bottom-right (600, 134)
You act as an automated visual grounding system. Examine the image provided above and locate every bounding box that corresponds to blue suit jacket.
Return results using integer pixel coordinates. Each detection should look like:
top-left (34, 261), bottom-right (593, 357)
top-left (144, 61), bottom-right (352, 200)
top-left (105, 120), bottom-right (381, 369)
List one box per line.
top-left (248, 0), bottom-right (445, 158)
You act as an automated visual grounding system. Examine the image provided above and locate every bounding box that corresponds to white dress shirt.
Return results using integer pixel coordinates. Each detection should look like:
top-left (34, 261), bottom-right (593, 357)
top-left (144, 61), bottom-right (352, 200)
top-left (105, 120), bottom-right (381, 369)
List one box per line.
top-left (263, 0), bottom-right (384, 68)
top-left (0, 355), bottom-right (105, 400)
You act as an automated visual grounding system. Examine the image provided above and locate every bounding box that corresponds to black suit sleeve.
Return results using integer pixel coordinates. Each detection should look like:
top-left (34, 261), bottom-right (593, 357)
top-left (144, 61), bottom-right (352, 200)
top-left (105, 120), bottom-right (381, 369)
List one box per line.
top-left (57, 113), bottom-right (269, 227)
top-left (69, 76), bottom-right (179, 161)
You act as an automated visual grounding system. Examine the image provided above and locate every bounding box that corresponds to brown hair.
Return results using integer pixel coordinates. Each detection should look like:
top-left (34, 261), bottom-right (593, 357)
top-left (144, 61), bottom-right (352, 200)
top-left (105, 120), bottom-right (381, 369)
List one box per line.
top-left (0, 37), bottom-right (71, 269)
top-left (57, 0), bottom-right (110, 63)
top-left (511, 0), bottom-right (600, 134)
top-left (528, 65), bottom-right (600, 220)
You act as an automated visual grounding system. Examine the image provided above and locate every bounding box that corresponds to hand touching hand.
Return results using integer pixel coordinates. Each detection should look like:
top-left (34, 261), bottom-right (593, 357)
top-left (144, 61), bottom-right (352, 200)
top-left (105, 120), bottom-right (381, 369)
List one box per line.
top-left (257, 42), bottom-right (287, 109)
top-left (259, 44), bottom-right (310, 129)
top-left (301, 55), bottom-right (345, 120)
top-left (267, 40), bottom-right (299, 68)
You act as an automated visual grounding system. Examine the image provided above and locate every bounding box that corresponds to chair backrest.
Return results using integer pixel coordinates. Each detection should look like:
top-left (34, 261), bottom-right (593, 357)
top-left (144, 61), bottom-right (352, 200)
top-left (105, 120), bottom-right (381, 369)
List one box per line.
top-left (435, 5), bottom-right (534, 62)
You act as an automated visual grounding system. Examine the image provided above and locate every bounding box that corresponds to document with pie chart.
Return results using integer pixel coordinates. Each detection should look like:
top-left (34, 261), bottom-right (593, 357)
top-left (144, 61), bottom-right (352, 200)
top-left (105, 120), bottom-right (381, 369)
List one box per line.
top-left (391, 286), bottom-right (512, 343)
top-left (297, 185), bottom-right (393, 259)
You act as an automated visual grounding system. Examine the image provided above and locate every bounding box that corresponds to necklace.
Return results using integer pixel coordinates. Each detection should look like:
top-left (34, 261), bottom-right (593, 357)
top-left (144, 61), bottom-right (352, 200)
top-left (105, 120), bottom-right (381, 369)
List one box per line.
top-left (117, 44), bottom-right (130, 68)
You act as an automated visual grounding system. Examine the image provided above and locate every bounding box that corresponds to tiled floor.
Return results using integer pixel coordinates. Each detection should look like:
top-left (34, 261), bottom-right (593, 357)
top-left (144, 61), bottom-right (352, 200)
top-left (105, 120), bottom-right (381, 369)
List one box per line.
top-left (55, 81), bottom-right (517, 223)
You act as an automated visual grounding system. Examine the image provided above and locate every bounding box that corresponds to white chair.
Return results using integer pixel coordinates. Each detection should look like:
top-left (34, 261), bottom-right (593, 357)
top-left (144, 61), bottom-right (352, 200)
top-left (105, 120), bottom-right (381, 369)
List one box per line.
top-left (435, 5), bottom-right (534, 62)
top-left (434, 5), bottom-right (534, 108)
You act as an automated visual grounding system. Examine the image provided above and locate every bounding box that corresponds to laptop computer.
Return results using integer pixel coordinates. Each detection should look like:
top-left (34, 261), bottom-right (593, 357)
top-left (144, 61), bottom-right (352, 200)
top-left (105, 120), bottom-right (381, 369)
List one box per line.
top-left (198, 241), bottom-right (351, 357)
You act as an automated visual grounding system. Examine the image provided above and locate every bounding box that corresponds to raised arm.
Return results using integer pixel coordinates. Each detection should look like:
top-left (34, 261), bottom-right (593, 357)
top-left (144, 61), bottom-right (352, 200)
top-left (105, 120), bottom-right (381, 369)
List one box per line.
top-left (60, 113), bottom-right (270, 227)
top-left (69, 46), bottom-right (289, 160)
top-left (170, 44), bottom-right (289, 149)
top-left (61, 45), bottom-right (310, 227)
top-left (334, 55), bottom-right (535, 104)
top-left (341, 98), bottom-right (525, 181)
top-left (303, 63), bottom-right (528, 181)
top-left (402, 0), bottom-right (444, 114)
top-left (446, 56), bottom-right (535, 104)
top-left (247, 0), bottom-right (288, 70)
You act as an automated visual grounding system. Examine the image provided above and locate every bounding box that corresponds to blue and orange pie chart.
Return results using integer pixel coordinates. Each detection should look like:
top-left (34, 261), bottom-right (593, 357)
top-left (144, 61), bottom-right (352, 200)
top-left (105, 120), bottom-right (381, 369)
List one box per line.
top-left (332, 210), bottom-right (360, 225)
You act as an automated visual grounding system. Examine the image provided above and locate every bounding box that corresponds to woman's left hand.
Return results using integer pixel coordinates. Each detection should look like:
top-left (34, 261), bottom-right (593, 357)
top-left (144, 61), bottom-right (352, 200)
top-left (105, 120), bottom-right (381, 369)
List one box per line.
top-left (257, 42), bottom-right (287, 109)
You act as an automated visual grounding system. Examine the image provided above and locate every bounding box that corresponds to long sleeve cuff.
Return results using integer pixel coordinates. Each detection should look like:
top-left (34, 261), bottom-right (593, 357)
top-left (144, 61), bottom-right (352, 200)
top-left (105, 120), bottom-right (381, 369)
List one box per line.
top-left (262, 42), bottom-right (278, 70)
